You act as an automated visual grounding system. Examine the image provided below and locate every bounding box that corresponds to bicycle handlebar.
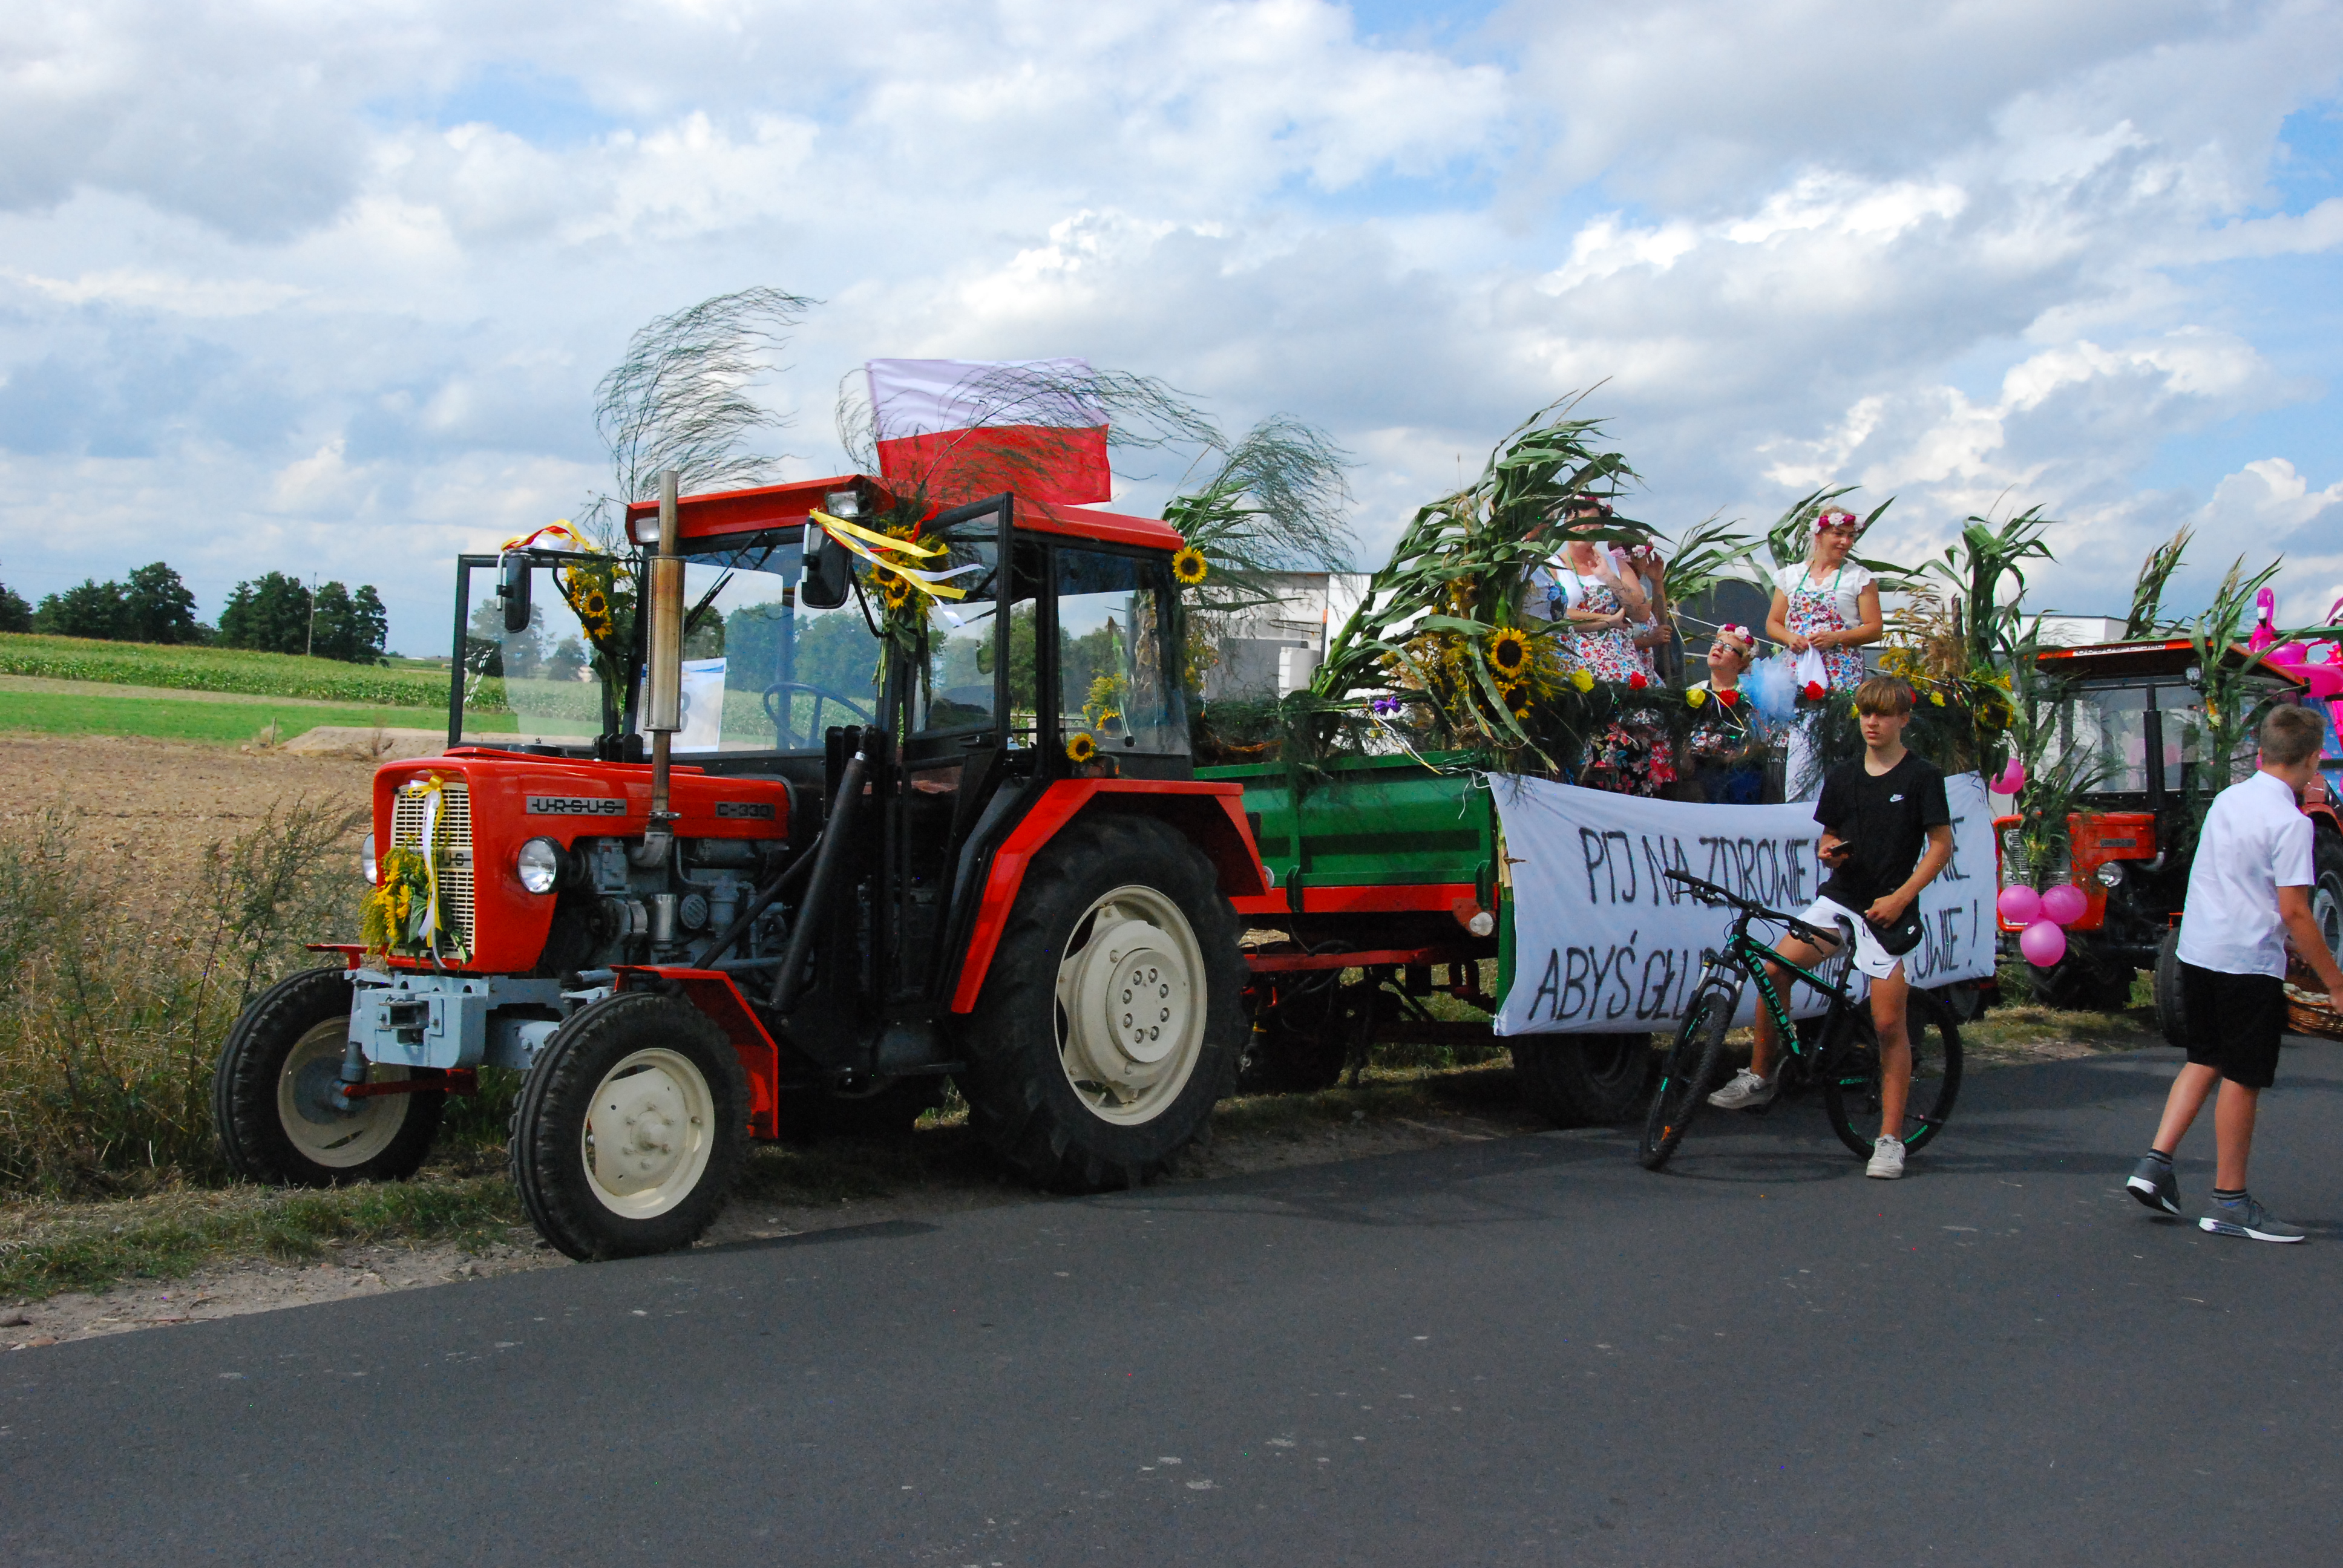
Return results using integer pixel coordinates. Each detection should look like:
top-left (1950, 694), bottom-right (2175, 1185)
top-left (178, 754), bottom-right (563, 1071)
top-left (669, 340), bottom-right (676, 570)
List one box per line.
top-left (1662, 869), bottom-right (1847, 949)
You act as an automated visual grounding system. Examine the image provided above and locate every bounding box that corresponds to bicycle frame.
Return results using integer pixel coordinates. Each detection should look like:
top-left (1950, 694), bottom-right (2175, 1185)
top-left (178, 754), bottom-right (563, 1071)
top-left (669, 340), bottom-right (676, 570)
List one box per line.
top-left (1705, 910), bottom-right (1864, 1071)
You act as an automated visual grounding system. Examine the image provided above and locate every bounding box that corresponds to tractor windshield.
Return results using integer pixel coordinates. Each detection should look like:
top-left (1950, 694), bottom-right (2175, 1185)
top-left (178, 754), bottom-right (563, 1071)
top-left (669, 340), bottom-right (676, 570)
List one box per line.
top-left (451, 538), bottom-right (885, 754)
top-left (2056, 682), bottom-right (2202, 796)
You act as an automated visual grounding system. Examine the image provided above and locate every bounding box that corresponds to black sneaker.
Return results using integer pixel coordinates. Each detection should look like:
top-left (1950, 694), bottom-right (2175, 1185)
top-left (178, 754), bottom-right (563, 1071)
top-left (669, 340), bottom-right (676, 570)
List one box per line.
top-left (2199, 1195), bottom-right (2305, 1243)
top-left (2126, 1156), bottom-right (2180, 1217)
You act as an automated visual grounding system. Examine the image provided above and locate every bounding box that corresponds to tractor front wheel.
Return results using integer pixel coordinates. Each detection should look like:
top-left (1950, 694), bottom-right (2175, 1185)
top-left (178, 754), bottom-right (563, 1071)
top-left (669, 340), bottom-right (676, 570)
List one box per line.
top-left (960, 815), bottom-right (1245, 1191)
top-left (508, 991), bottom-right (749, 1261)
top-left (212, 965), bottom-right (442, 1186)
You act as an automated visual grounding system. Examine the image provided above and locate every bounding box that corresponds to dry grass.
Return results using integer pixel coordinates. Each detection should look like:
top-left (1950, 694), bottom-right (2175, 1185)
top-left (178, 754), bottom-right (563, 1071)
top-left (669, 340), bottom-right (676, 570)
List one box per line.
top-left (0, 799), bottom-right (368, 1195)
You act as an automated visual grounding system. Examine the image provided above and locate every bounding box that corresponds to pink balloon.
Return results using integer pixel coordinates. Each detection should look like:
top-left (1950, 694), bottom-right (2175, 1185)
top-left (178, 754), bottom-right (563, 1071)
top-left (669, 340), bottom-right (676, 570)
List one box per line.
top-left (2019, 919), bottom-right (2068, 967)
top-left (1997, 885), bottom-right (2042, 926)
top-left (2040, 884), bottom-right (2089, 926)
top-left (1992, 758), bottom-right (2027, 795)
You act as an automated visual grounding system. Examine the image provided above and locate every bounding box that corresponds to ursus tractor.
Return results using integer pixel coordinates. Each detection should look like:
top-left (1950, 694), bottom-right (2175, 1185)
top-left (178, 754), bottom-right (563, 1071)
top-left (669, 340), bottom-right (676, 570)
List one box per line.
top-left (212, 474), bottom-right (1268, 1259)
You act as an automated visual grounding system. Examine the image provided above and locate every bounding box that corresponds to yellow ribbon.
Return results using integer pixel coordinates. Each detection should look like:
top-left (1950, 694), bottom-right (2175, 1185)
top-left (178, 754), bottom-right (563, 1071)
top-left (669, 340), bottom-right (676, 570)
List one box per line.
top-left (808, 511), bottom-right (977, 602)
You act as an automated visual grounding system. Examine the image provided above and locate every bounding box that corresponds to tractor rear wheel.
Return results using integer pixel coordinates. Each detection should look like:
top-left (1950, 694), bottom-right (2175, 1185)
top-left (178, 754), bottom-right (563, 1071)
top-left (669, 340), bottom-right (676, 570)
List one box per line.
top-left (508, 991), bottom-right (749, 1261)
top-left (960, 815), bottom-right (1245, 1192)
top-left (212, 965), bottom-right (442, 1186)
top-left (2154, 927), bottom-right (2189, 1050)
top-left (1511, 1034), bottom-right (1654, 1126)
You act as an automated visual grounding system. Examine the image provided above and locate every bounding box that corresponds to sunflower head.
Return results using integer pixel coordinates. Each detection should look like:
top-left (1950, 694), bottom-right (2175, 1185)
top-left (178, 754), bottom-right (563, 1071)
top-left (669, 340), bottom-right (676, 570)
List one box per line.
top-left (1065, 731), bottom-right (1098, 765)
top-left (882, 575), bottom-right (913, 609)
top-left (581, 589), bottom-right (609, 618)
top-left (1570, 668), bottom-right (1595, 693)
top-left (1172, 546), bottom-right (1208, 586)
top-left (1487, 629), bottom-right (1530, 678)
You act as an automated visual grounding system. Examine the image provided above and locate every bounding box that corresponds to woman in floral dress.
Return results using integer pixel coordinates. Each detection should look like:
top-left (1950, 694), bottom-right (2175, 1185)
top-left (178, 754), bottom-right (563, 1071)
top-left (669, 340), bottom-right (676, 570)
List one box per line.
top-left (1556, 533), bottom-right (1651, 684)
top-left (1766, 506), bottom-right (1884, 797)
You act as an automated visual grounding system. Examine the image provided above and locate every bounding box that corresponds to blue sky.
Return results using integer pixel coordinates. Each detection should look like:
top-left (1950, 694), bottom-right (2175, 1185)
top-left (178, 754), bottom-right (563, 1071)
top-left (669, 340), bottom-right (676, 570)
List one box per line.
top-left (2, 0), bottom-right (2341, 650)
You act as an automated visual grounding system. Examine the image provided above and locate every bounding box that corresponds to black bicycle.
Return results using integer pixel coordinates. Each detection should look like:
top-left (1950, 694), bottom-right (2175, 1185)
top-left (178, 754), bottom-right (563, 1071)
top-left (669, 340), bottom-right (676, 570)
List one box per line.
top-left (1638, 869), bottom-right (1962, 1171)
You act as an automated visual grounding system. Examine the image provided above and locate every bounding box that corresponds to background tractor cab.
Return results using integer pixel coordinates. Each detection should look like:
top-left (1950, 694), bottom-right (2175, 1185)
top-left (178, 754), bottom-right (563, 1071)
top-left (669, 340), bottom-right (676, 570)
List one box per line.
top-left (1994, 636), bottom-right (2343, 1029)
top-left (214, 474), bottom-right (1267, 1261)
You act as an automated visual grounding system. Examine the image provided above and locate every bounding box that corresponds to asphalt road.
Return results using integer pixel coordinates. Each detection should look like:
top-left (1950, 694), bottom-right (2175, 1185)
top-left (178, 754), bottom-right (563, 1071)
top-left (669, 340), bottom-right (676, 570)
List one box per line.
top-left (7, 1041), bottom-right (2342, 1567)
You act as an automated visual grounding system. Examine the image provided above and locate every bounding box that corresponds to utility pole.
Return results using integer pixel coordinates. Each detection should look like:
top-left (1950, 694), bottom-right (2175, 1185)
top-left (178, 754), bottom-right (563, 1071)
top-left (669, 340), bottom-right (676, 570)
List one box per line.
top-left (304, 573), bottom-right (318, 658)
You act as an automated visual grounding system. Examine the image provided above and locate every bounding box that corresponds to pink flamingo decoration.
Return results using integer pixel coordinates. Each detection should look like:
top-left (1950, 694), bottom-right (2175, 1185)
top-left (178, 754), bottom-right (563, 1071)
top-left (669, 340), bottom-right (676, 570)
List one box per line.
top-left (2249, 586), bottom-right (2278, 652)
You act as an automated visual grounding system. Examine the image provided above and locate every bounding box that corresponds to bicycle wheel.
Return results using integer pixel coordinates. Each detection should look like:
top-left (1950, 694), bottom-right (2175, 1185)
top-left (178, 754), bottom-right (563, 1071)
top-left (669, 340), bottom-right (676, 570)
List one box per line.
top-left (1638, 982), bottom-right (1735, 1171)
top-left (1822, 986), bottom-right (1963, 1157)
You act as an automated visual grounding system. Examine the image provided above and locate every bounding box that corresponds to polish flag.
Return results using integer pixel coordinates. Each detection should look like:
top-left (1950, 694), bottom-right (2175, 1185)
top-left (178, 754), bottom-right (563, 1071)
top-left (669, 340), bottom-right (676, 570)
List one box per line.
top-left (866, 358), bottom-right (1112, 507)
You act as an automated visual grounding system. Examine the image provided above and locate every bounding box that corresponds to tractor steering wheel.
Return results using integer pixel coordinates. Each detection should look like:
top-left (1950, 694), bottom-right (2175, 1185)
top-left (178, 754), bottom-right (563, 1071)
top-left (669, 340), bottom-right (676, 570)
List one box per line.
top-left (761, 681), bottom-right (873, 750)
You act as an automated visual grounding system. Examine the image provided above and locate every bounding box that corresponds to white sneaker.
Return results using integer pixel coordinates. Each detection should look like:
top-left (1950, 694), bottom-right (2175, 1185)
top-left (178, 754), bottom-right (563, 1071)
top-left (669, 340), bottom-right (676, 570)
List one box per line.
top-left (1706, 1068), bottom-right (1775, 1109)
top-left (1866, 1136), bottom-right (1906, 1180)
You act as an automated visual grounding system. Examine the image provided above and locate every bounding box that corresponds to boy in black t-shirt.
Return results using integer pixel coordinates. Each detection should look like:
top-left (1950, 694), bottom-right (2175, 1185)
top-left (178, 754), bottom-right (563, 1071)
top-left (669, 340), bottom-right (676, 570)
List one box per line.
top-left (1708, 676), bottom-right (1955, 1178)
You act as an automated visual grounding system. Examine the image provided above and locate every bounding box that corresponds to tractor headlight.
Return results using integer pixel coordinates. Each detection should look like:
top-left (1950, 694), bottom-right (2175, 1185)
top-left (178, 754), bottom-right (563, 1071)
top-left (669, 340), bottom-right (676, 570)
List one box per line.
top-left (517, 837), bottom-right (562, 895)
top-left (824, 488), bottom-right (862, 518)
top-left (361, 832), bottom-right (377, 884)
top-left (2095, 861), bottom-right (2125, 889)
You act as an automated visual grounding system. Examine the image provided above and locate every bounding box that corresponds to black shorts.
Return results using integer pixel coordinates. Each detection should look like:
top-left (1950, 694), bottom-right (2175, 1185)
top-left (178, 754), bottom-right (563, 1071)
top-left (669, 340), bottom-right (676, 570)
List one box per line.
top-left (2180, 963), bottom-right (2287, 1089)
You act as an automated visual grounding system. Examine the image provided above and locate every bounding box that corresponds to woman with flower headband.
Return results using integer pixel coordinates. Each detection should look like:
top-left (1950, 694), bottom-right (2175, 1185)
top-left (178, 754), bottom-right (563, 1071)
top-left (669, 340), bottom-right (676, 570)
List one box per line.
top-left (1681, 623), bottom-right (1769, 803)
top-left (1767, 504), bottom-right (1884, 796)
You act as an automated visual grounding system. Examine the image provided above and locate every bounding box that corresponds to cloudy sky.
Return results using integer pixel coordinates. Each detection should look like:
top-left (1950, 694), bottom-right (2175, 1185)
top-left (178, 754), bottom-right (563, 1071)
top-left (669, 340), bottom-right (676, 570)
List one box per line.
top-left (3, 0), bottom-right (2341, 652)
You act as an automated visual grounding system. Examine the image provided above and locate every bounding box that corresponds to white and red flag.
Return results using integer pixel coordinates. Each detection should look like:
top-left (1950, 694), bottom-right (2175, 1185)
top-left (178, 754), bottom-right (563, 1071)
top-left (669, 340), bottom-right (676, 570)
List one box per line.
top-left (865, 357), bottom-right (1112, 507)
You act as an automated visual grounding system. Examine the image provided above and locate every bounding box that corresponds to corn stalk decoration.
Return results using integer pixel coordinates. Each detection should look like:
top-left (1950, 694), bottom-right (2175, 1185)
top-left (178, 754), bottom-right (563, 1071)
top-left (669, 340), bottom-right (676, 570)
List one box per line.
top-left (2126, 526), bottom-right (2192, 639)
top-left (1308, 399), bottom-right (1647, 769)
top-left (2186, 555), bottom-right (2285, 822)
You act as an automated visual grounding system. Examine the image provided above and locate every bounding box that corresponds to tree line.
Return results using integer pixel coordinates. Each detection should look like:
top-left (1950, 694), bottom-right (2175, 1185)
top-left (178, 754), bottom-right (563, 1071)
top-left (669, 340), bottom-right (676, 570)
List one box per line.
top-left (0, 561), bottom-right (391, 664)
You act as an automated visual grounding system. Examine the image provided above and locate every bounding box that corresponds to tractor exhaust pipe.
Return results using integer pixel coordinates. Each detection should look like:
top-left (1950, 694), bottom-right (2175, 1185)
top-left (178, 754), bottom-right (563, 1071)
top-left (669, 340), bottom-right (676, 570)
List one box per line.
top-left (768, 741), bottom-right (869, 1014)
top-left (635, 469), bottom-right (684, 868)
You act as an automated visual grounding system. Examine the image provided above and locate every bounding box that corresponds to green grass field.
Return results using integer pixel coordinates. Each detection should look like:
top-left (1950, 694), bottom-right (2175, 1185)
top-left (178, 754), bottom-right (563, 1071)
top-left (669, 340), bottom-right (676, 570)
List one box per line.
top-left (0, 632), bottom-right (452, 707)
top-left (0, 688), bottom-right (510, 745)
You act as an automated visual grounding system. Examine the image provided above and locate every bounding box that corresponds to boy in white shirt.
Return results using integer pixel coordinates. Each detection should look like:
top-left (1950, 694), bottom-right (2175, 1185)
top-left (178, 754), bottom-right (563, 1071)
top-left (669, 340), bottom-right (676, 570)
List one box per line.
top-left (2128, 705), bottom-right (2343, 1241)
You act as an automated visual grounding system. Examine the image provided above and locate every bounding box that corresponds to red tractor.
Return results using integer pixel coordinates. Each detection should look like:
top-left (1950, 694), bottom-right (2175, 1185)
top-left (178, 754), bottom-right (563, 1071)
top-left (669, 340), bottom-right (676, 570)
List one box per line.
top-left (1995, 636), bottom-right (2343, 1034)
top-left (212, 475), bottom-right (1270, 1259)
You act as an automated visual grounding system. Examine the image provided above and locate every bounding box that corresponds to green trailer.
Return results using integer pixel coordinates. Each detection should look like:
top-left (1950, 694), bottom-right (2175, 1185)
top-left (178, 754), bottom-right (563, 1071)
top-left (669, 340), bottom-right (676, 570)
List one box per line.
top-left (1199, 752), bottom-right (1656, 1124)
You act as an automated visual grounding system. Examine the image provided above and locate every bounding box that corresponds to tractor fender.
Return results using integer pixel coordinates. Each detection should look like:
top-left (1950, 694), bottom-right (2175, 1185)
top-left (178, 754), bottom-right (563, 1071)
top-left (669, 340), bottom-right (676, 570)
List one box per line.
top-left (946, 780), bottom-right (1270, 1014)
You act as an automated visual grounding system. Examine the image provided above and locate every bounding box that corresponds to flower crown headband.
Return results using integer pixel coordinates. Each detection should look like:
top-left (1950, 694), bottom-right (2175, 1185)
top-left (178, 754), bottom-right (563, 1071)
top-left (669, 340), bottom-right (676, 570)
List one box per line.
top-left (1813, 508), bottom-right (1860, 533)
top-left (1715, 624), bottom-right (1757, 652)
top-left (1562, 493), bottom-right (1615, 518)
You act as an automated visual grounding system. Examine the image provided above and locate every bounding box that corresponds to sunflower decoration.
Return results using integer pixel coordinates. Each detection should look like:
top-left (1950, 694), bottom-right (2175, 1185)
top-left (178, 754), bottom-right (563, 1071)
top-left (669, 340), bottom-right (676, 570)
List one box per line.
top-left (1172, 546), bottom-right (1208, 587)
top-left (1065, 731), bottom-right (1098, 765)
top-left (1486, 627), bottom-right (1530, 683)
top-left (879, 570), bottom-right (913, 610)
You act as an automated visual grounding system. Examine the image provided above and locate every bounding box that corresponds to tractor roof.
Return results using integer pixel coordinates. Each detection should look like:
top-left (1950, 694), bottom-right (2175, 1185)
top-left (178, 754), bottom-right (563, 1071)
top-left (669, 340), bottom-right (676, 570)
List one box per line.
top-left (2034, 636), bottom-right (2309, 686)
top-left (623, 474), bottom-right (1185, 554)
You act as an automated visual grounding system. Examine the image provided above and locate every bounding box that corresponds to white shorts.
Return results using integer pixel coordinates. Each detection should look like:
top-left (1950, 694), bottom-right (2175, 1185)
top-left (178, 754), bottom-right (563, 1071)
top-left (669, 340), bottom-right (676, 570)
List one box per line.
top-left (1798, 897), bottom-right (1904, 981)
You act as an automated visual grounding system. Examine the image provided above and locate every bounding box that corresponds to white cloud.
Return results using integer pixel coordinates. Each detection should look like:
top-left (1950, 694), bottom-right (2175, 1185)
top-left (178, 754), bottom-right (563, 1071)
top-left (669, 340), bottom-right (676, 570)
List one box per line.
top-left (0, 0), bottom-right (2341, 653)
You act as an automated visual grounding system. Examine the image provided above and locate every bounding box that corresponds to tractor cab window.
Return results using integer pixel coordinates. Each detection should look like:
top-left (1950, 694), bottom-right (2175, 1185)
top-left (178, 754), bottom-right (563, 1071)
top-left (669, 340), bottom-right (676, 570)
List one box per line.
top-left (660, 535), bottom-right (880, 753)
top-left (457, 556), bottom-right (606, 750)
top-left (2058, 683), bottom-right (2201, 795)
top-left (1054, 547), bottom-right (1185, 756)
top-left (915, 534), bottom-right (1035, 735)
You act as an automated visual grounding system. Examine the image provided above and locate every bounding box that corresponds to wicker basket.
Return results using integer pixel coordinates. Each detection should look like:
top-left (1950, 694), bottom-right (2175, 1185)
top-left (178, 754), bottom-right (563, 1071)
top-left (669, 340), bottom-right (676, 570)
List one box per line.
top-left (2284, 985), bottom-right (2343, 1042)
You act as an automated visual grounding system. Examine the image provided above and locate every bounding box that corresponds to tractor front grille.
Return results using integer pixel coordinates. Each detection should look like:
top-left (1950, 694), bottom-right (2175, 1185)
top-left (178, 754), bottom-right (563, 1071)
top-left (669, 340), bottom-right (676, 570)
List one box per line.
top-left (390, 779), bottom-right (475, 953)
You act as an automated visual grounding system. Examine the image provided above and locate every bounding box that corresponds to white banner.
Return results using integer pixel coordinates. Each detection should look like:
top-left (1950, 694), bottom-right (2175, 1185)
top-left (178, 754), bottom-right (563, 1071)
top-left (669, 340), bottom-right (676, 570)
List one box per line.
top-left (1493, 773), bottom-right (1997, 1036)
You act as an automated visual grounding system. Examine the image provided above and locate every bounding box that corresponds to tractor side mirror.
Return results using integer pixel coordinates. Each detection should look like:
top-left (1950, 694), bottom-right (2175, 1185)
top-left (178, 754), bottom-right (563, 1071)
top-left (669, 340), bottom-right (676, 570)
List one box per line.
top-left (799, 523), bottom-right (852, 610)
top-left (499, 555), bottom-right (532, 633)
